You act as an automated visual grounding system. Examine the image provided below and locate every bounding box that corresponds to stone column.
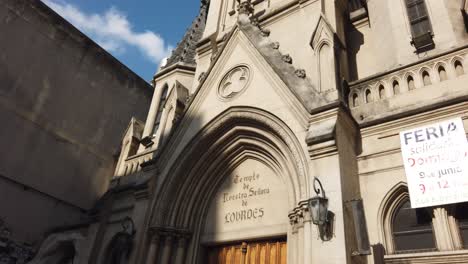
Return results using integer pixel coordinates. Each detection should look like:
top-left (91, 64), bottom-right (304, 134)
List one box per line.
top-left (159, 235), bottom-right (174, 264)
top-left (145, 234), bottom-right (160, 264)
top-left (306, 106), bottom-right (361, 264)
top-left (433, 207), bottom-right (462, 251)
top-left (301, 203), bottom-right (312, 264)
top-left (139, 86), bottom-right (165, 151)
top-left (173, 236), bottom-right (188, 264)
top-left (448, 214), bottom-right (463, 250)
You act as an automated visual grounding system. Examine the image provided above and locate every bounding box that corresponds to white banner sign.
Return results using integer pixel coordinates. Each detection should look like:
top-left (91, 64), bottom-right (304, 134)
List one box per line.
top-left (400, 117), bottom-right (468, 208)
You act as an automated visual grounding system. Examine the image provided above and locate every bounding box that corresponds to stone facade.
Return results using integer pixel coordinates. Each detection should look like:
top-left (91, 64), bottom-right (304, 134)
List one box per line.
top-left (25, 0), bottom-right (468, 263)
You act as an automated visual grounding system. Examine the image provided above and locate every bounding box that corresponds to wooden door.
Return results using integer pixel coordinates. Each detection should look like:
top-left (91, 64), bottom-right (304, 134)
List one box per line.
top-left (207, 239), bottom-right (287, 264)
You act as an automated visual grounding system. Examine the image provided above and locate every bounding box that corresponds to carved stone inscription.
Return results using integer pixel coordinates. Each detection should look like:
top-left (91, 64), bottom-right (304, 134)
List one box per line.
top-left (203, 159), bottom-right (288, 242)
top-left (223, 171), bottom-right (269, 223)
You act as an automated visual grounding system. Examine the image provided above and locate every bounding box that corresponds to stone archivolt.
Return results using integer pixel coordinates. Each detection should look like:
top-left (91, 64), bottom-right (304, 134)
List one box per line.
top-left (145, 107), bottom-right (311, 263)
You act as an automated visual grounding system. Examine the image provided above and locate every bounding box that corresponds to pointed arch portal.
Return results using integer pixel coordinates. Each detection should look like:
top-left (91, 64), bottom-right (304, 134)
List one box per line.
top-left (148, 107), bottom-right (310, 263)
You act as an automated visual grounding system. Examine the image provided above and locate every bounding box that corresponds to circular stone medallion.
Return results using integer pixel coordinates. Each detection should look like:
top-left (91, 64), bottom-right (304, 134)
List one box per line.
top-left (217, 65), bottom-right (251, 100)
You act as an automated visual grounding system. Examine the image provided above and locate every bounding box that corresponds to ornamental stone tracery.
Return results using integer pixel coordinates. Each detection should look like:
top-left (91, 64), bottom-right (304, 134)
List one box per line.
top-left (218, 65), bottom-right (252, 100)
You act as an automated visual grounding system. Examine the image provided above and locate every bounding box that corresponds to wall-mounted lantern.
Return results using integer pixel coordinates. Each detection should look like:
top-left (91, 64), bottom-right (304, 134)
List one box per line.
top-left (308, 177), bottom-right (333, 241)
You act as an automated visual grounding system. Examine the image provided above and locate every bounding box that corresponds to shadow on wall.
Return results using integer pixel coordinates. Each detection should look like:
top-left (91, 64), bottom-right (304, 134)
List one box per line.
top-left (346, 19), bottom-right (365, 82)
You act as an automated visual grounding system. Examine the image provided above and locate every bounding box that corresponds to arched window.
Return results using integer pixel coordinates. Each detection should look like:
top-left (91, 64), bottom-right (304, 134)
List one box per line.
top-left (381, 184), bottom-right (437, 254)
top-left (407, 76), bottom-right (415, 90)
top-left (352, 93), bottom-right (359, 107)
top-left (382, 184), bottom-right (468, 255)
top-left (438, 66), bottom-right (447, 81)
top-left (392, 198), bottom-right (436, 252)
top-left (393, 80), bottom-right (400, 95)
top-left (455, 60), bottom-right (465, 77)
top-left (379, 85), bottom-right (385, 99)
top-left (365, 89), bottom-right (373, 103)
top-left (422, 71), bottom-right (431, 86)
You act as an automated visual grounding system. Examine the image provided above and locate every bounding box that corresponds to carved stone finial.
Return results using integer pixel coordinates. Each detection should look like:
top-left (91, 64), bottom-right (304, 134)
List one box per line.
top-left (251, 17), bottom-right (260, 26)
top-left (271, 42), bottom-right (280, 49)
top-left (295, 69), bottom-right (306, 78)
top-left (260, 28), bottom-right (270, 37)
top-left (237, 0), bottom-right (254, 16)
top-left (198, 72), bottom-right (206, 81)
top-left (282, 54), bottom-right (293, 64)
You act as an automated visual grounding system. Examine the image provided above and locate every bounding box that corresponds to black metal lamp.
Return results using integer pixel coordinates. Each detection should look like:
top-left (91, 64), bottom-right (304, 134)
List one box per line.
top-left (309, 177), bottom-right (328, 225)
top-left (309, 177), bottom-right (333, 241)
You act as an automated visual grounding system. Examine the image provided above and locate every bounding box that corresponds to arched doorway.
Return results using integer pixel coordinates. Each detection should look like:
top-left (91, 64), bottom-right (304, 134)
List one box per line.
top-left (146, 107), bottom-right (310, 264)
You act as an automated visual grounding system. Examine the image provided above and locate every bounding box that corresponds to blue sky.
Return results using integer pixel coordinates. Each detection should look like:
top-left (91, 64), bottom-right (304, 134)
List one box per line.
top-left (42, 0), bottom-right (201, 82)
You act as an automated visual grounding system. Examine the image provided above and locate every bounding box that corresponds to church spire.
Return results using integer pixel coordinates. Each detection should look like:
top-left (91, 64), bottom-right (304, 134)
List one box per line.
top-left (160, 1), bottom-right (209, 70)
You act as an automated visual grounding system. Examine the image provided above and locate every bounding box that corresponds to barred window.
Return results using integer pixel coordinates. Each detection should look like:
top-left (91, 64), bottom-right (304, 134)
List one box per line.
top-left (392, 199), bottom-right (436, 252)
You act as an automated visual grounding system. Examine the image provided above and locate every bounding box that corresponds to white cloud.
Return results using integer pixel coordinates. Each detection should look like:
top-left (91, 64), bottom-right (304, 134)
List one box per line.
top-left (42, 0), bottom-right (172, 63)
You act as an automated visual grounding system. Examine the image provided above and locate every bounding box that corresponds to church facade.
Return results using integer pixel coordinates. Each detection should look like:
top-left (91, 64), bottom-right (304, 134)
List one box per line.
top-left (31, 0), bottom-right (468, 263)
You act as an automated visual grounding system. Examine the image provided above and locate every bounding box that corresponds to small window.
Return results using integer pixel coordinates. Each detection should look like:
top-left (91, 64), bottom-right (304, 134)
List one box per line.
top-left (438, 66), bottom-right (447, 81)
top-left (392, 199), bottom-right (436, 252)
top-left (407, 76), bottom-right (415, 90)
top-left (352, 93), bottom-right (359, 107)
top-left (405, 0), bottom-right (434, 52)
top-left (365, 89), bottom-right (373, 103)
top-left (455, 60), bottom-right (465, 77)
top-left (379, 85), bottom-right (385, 99)
top-left (455, 202), bottom-right (468, 248)
top-left (422, 71), bottom-right (431, 86)
top-left (393, 80), bottom-right (400, 95)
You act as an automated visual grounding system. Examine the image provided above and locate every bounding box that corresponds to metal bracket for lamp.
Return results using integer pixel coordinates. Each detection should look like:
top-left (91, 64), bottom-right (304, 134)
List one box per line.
top-left (308, 177), bottom-right (333, 241)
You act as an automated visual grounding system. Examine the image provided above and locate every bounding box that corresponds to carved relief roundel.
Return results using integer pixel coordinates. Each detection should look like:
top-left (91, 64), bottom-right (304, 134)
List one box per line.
top-left (218, 65), bottom-right (251, 100)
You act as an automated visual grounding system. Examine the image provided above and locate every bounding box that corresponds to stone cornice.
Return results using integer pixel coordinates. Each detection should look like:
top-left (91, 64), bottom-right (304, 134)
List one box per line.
top-left (306, 106), bottom-right (359, 158)
top-left (153, 63), bottom-right (196, 80)
top-left (384, 250), bottom-right (468, 264)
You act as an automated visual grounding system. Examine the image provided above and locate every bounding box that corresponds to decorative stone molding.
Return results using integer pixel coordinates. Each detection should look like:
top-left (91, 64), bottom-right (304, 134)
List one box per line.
top-left (432, 207), bottom-right (463, 251)
top-left (237, 0), bottom-right (254, 16)
top-left (306, 107), bottom-right (358, 159)
top-left (198, 71), bottom-right (206, 81)
top-left (103, 217), bottom-right (136, 264)
top-left (260, 28), bottom-right (270, 37)
top-left (29, 232), bottom-right (85, 264)
top-left (310, 14), bottom-right (339, 94)
top-left (384, 250), bottom-right (468, 264)
top-left (288, 200), bottom-right (312, 231)
top-left (149, 226), bottom-right (192, 241)
top-left (114, 118), bottom-right (145, 177)
top-left (348, 48), bottom-right (468, 117)
top-left (0, 219), bottom-right (34, 264)
top-left (310, 14), bottom-right (336, 51)
top-left (271, 42), bottom-right (280, 49)
top-left (282, 54), bottom-right (293, 64)
top-left (217, 65), bottom-right (252, 100)
top-left (295, 69), bottom-right (306, 78)
top-left (146, 226), bottom-right (192, 264)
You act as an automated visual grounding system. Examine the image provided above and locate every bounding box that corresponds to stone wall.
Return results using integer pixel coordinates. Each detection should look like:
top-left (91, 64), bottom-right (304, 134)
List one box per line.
top-left (0, 0), bottom-right (152, 245)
